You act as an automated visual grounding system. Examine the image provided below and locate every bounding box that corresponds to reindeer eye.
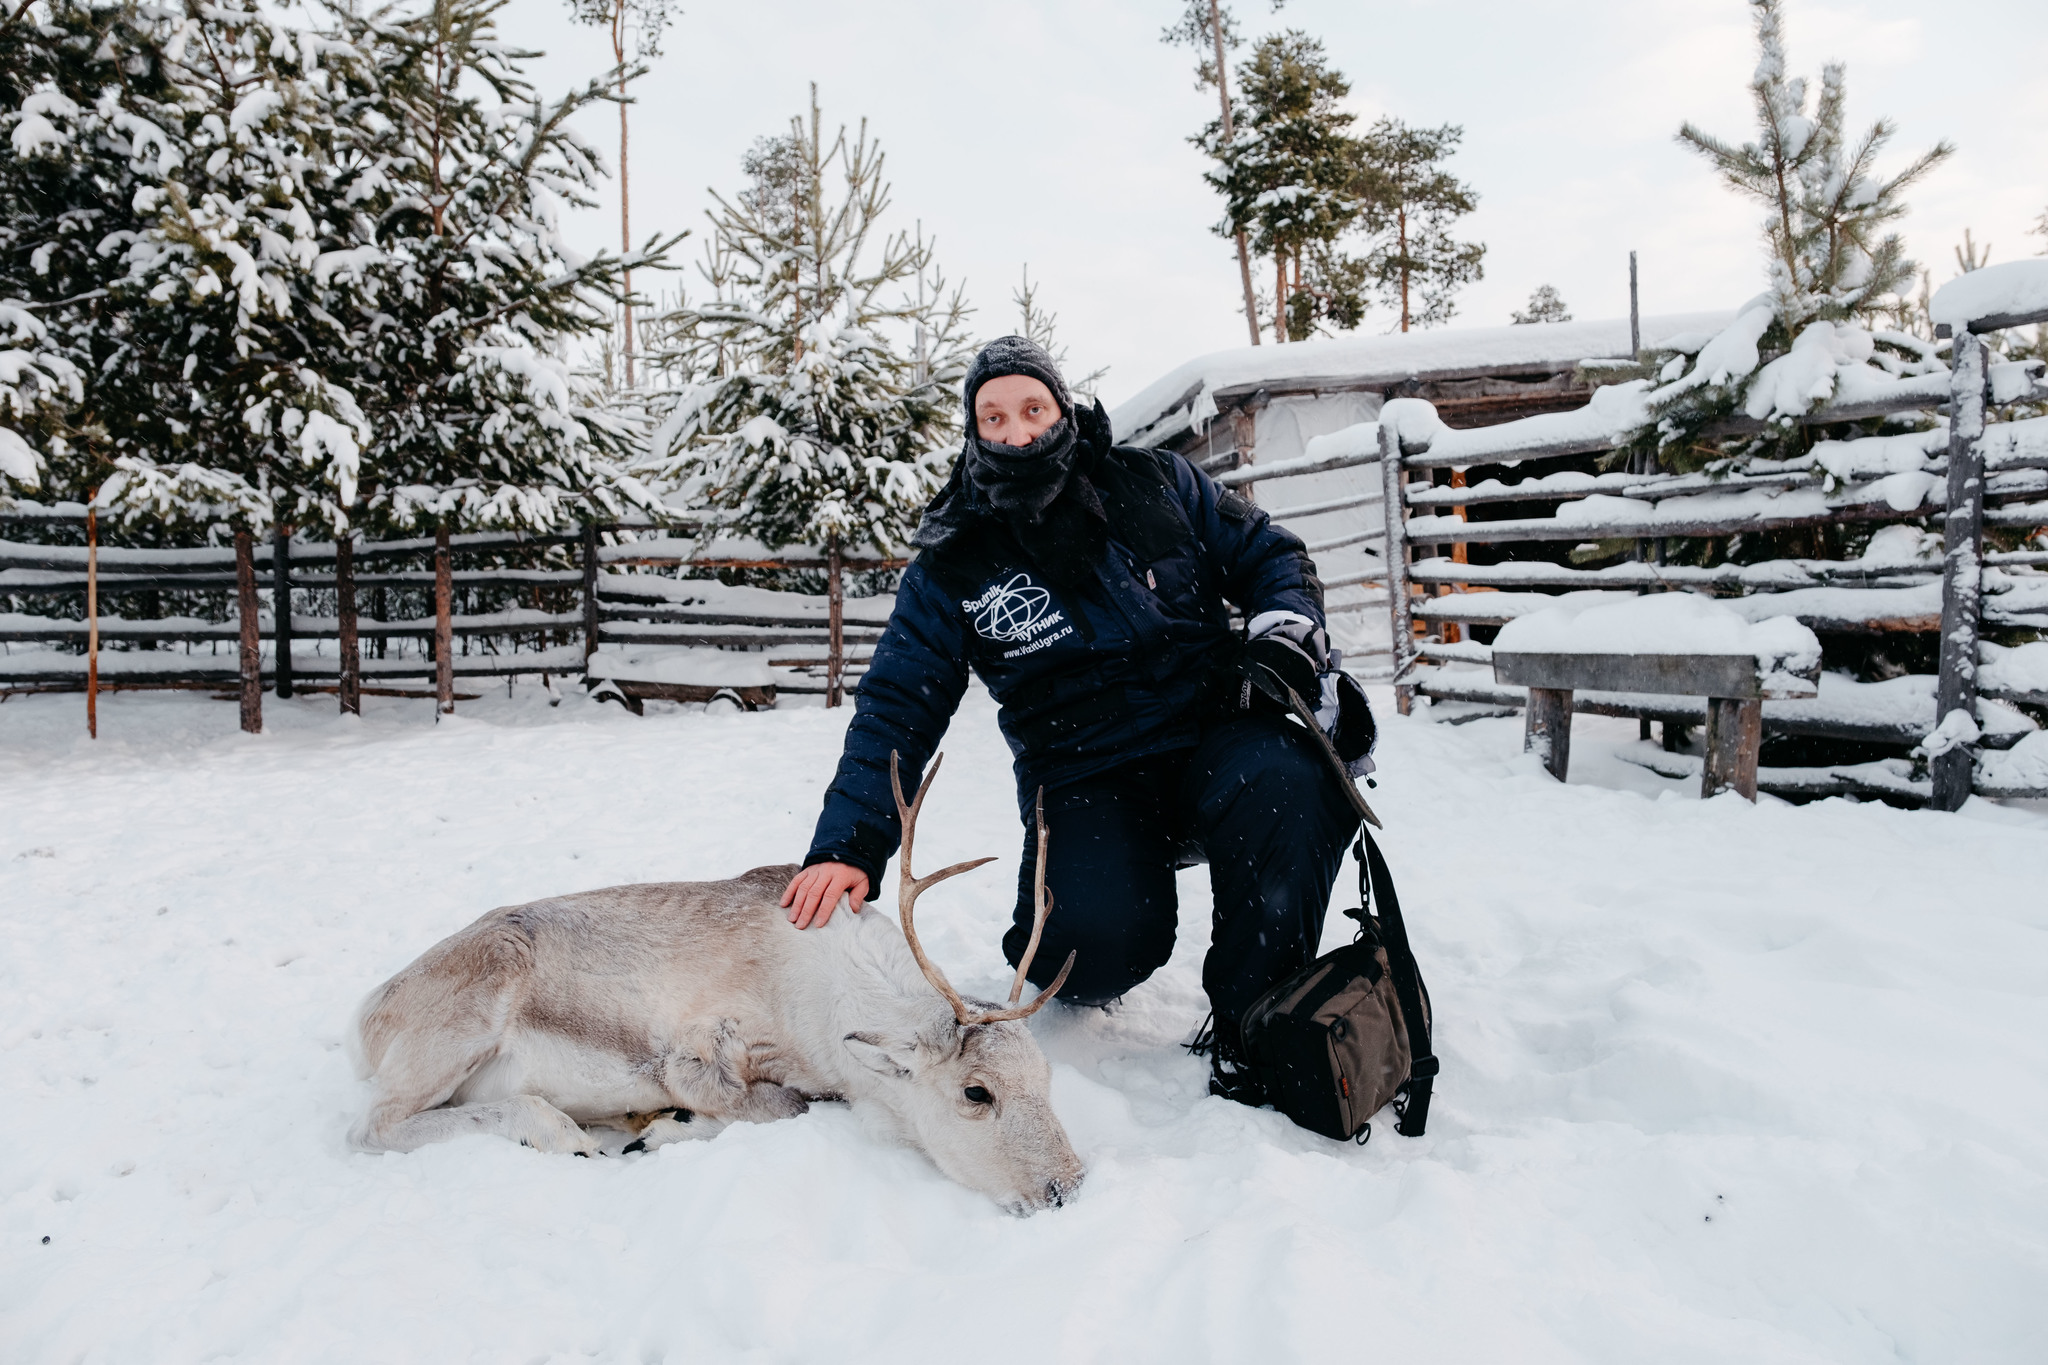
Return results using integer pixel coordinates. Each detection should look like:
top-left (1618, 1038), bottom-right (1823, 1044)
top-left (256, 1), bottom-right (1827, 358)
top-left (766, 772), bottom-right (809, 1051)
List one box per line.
top-left (963, 1085), bottom-right (993, 1105)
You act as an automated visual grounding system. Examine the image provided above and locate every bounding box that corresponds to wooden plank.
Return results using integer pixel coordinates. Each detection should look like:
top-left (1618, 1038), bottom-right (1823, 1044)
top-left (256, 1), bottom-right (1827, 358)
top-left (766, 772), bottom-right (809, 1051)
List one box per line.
top-left (1397, 374), bottom-right (1952, 471)
top-left (1524, 687), bottom-right (1573, 780)
top-left (609, 680), bottom-right (776, 710)
top-left (1407, 556), bottom-right (1936, 589)
top-left (1403, 499), bottom-right (1930, 546)
top-left (1303, 528), bottom-right (1382, 554)
top-left (1494, 651), bottom-right (1773, 698)
top-left (1701, 697), bottom-right (1763, 800)
top-left (597, 626), bottom-right (880, 648)
top-left (1214, 444), bottom-right (1377, 488)
top-left (1266, 490), bottom-right (1382, 520)
top-left (1405, 472), bottom-right (1642, 508)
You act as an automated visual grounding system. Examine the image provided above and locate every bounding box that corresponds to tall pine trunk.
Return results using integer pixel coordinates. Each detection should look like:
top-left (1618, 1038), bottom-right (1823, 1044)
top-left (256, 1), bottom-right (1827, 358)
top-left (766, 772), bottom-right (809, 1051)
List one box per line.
top-left (434, 525), bottom-right (455, 715)
top-left (614, 3), bottom-right (633, 388)
top-left (1398, 205), bottom-right (1411, 333)
top-left (1274, 255), bottom-right (1287, 342)
top-left (1210, 0), bottom-right (1260, 344)
top-left (235, 529), bottom-right (262, 734)
top-left (336, 533), bottom-right (360, 715)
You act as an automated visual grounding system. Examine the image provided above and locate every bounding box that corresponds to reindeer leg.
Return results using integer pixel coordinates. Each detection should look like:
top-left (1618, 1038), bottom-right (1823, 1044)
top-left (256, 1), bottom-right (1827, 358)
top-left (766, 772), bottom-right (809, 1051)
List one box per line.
top-left (357, 1094), bottom-right (600, 1156)
top-left (658, 1019), bottom-right (809, 1125)
top-left (350, 1033), bottom-right (598, 1157)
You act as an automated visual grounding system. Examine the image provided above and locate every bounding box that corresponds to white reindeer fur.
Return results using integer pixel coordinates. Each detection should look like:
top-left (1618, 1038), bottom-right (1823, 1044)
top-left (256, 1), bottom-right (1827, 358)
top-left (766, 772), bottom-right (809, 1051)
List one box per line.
top-left (346, 865), bottom-right (1084, 1214)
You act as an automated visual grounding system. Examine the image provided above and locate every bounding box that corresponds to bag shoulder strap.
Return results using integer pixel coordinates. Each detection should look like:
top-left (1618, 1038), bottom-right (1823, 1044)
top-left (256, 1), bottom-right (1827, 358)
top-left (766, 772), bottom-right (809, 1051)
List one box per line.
top-left (1356, 827), bottom-right (1438, 1136)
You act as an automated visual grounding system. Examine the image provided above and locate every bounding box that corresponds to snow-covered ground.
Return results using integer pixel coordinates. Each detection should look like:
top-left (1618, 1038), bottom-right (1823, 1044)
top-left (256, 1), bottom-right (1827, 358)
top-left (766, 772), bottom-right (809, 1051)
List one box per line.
top-left (4, 683), bottom-right (2045, 1363)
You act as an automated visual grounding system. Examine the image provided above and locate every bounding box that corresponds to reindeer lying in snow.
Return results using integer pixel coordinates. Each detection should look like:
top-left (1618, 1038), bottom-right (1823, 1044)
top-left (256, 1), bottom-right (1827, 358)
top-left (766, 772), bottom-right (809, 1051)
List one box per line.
top-left (347, 754), bottom-right (1084, 1213)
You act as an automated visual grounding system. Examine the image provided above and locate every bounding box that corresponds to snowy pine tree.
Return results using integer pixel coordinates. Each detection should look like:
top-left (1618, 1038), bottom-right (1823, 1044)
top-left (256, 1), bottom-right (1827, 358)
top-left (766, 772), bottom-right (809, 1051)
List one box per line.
top-left (1511, 285), bottom-right (1571, 325)
top-left (1161, 0), bottom-right (1281, 344)
top-left (1357, 118), bottom-right (1485, 332)
top-left (1199, 31), bottom-right (1375, 342)
top-left (642, 88), bottom-right (970, 555)
top-left (338, 0), bottom-right (674, 537)
top-left (1636, 0), bottom-right (1953, 467)
top-left (0, 0), bottom-right (180, 508)
top-left (85, 0), bottom-right (383, 537)
top-left (0, 301), bottom-right (78, 504)
top-left (1675, 0), bottom-right (1950, 335)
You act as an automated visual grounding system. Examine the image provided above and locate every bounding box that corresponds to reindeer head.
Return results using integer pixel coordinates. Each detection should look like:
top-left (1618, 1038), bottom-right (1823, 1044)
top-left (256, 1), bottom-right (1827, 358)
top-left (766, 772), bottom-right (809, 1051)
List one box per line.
top-left (840, 753), bottom-right (1084, 1215)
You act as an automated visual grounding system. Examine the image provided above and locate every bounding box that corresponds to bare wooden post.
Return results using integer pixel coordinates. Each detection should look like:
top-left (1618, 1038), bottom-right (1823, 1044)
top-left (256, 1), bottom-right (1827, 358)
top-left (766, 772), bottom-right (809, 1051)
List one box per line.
top-left (1379, 422), bottom-right (1415, 714)
top-left (434, 525), bottom-right (455, 715)
top-left (1229, 404), bottom-right (1258, 504)
top-left (1932, 330), bottom-right (1988, 812)
top-left (271, 523), bottom-right (294, 699)
top-left (1701, 696), bottom-right (1763, 800)
top-left (1524, 687), bottom-right (1573, 780)
top-left (1628, 250), bottom-right (1640, 359)
top-left (336, 532), bottom-right (360, 716)
top-left (826, 537), bottom-right (845, 709)
top-left (85, 500), bottom-right (99, 738)
top-left (234, 528), bottom-right (262, 734)
top-left (581, 522), bottom-right (601, 661)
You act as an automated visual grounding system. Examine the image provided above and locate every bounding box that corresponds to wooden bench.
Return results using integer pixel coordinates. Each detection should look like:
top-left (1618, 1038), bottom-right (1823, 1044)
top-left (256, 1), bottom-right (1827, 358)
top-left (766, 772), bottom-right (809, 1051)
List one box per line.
top-left (1492, 651), bottom-right (1820, 800)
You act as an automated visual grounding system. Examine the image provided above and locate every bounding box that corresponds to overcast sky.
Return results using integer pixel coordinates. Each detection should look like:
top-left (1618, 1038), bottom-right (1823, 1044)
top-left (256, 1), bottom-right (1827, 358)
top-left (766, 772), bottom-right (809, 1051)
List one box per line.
top-left (497, 0), bottom-right (2047, 408)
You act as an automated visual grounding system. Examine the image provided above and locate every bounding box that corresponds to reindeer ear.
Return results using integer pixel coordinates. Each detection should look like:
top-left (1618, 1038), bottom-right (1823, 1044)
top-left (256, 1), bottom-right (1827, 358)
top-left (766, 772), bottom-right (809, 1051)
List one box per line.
top-left (843, 1032), bottom-right (918, 1079)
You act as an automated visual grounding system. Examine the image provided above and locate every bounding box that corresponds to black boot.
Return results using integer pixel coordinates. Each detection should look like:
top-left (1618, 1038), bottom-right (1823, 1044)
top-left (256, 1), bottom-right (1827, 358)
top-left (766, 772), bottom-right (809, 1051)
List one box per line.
top-left (1187, 1015), bottom-right (1267, 1107)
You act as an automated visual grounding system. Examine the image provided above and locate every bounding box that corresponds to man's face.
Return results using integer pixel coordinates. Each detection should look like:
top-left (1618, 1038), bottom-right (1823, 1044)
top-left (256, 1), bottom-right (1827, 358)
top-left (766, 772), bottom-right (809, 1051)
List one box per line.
top-left (975, 375), bottom-right (1061, 448)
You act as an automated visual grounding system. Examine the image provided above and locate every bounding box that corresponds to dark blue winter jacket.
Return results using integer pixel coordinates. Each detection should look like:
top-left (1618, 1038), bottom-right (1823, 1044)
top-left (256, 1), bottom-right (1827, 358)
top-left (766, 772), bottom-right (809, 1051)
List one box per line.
top-left (803, 444), bottom-right (1324, 885)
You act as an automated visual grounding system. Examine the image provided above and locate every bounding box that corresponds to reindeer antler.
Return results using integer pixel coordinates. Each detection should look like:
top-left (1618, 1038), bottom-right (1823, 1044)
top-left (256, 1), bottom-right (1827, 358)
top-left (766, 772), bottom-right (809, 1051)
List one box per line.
top-left (889, 753), bottom-right (1075, 1028)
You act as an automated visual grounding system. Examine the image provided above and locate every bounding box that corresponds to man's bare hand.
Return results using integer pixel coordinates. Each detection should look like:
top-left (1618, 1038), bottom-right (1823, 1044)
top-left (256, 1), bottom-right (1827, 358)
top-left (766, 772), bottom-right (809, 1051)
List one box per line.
top-left (781, 862), bottom-right (871, 929)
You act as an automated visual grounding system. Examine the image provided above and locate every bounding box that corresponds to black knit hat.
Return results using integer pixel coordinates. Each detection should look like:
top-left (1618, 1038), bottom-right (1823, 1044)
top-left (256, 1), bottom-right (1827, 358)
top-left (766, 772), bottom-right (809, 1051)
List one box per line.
top-left (962, 335), bottom-right (1072, 431)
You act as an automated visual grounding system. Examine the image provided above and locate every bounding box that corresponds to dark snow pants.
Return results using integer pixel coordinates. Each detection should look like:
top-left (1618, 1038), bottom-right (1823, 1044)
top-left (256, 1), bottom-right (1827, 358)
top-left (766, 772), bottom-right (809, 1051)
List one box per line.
top-left (1001, 713), bottom-right (1361, 1031)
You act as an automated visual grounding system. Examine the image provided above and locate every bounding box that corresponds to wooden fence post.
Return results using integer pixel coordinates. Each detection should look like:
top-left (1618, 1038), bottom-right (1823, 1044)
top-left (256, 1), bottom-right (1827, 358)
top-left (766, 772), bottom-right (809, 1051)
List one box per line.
top-left (235, 528), bottom-right (262, 734)
top-left (581, 522), bottom-right (601, 661)
top-left (1701, 696), bottom-right (1762, 800)
top-left (826, 537), bottom-right (845, 708)
top-left (434, 524), bottom-right (454, 715)
top-left (272, 523), bottom-right (294, 699)
top-left (1379, 422), bottom-right (1415, 715)
top-left (85, 500), bottom-right (99, 738)
top-left (336, 532), bottom-right (360, 715)
top-left (1932, 331), bottom-right (1988, 811)
top-left (1230, 401), bottom-right (1258, 504)
top-left (1524, 687), bottom-right (1572, 780)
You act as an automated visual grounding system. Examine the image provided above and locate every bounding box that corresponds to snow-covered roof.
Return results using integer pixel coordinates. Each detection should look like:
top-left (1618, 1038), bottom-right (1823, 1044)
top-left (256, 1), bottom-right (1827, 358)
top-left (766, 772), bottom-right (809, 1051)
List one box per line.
top-left (1110, 311), bottom-right (1735, 445)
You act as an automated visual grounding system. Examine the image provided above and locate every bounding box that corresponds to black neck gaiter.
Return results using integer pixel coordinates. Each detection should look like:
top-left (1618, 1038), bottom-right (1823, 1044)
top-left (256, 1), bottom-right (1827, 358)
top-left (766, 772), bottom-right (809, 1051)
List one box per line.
top-left (966, 417), bottom-right (1079, 522)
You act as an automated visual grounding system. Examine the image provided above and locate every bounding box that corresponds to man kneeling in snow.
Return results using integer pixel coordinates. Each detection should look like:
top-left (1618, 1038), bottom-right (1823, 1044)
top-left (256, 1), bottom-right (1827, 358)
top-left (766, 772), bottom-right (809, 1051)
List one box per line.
top-left (781, 336), bottom-right (1371, 1100)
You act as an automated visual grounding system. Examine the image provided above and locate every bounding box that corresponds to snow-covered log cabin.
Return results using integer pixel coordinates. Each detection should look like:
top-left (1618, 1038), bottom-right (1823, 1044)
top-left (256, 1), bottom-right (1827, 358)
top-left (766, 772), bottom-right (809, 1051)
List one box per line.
top-left (1108, 313), bottom-right (1730, 664)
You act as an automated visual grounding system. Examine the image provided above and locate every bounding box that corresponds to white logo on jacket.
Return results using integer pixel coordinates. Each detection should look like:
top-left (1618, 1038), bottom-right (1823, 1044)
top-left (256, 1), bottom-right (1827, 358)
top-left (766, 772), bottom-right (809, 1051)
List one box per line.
top-left (962, 572), bottom-right (1063, 644)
